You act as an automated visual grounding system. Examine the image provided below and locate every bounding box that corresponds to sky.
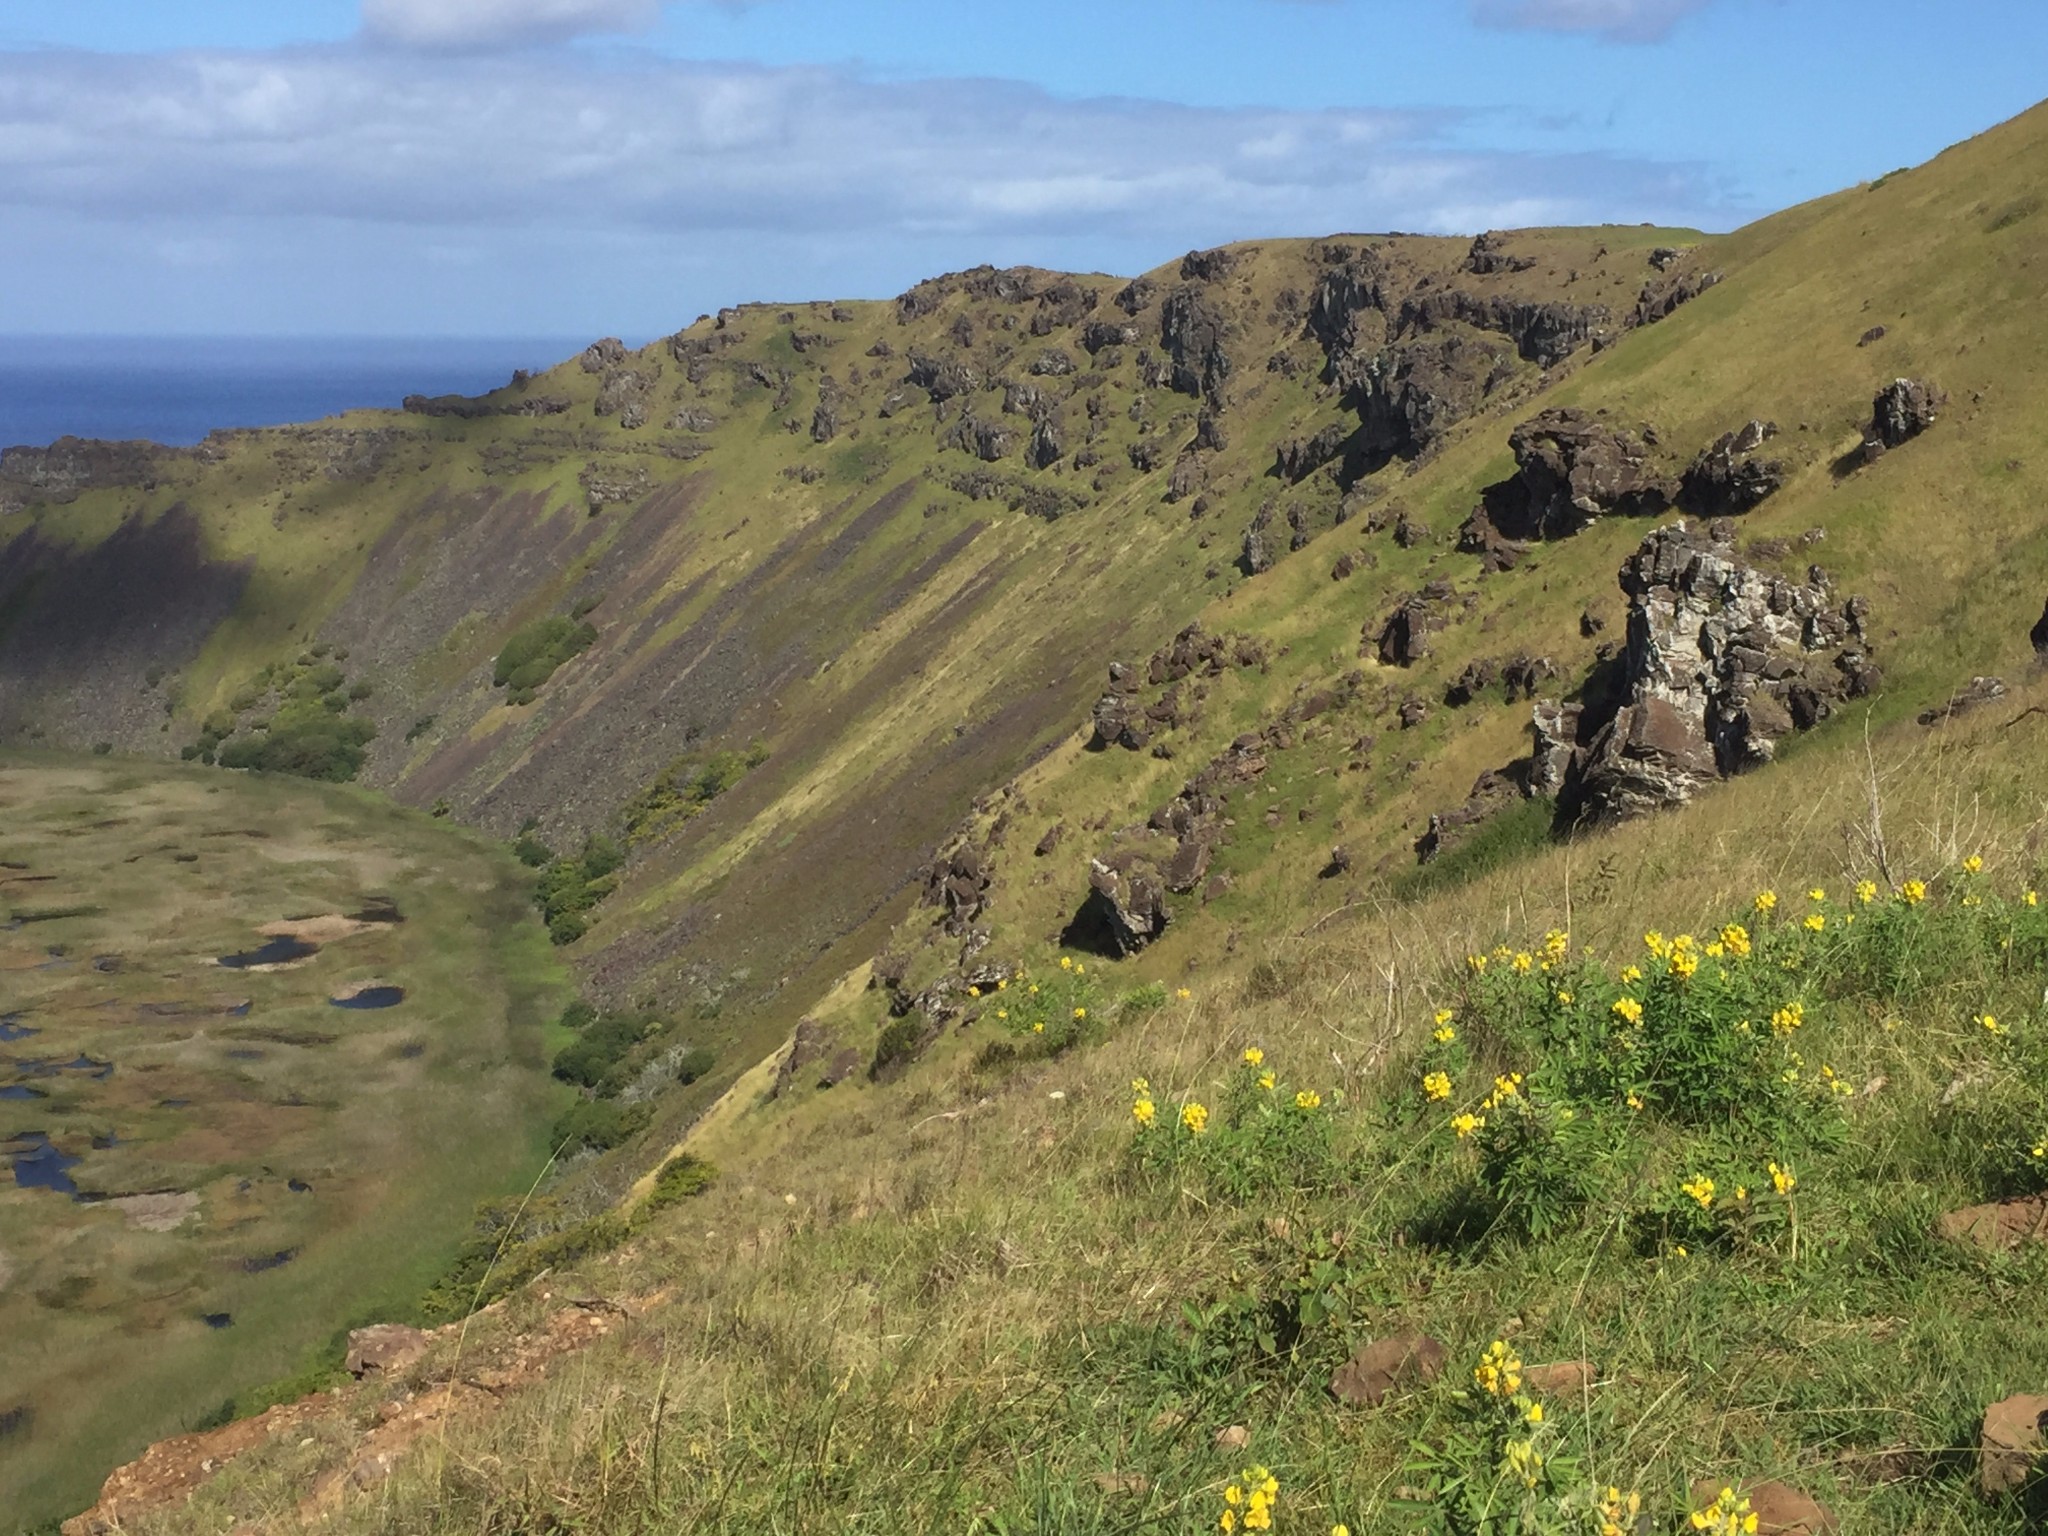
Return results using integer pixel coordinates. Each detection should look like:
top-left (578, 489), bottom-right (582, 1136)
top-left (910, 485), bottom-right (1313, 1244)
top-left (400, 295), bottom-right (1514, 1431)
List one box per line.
top-left (0, 1), bottom-right (2041, 340)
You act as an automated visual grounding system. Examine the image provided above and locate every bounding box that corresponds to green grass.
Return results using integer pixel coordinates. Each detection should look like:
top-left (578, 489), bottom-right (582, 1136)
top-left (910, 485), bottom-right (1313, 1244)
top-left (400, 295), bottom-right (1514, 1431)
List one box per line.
top-left (0, 754), bottom-right (569, 1532)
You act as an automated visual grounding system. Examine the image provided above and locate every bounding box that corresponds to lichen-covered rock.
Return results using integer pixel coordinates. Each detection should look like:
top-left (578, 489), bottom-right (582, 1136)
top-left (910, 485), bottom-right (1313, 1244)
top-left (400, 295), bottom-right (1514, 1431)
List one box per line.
top-left (1084, 854), bottom-right (1169, 954)
top-left (1160, 287), bottom-right (1232, 403)
top-left (1556, 522), bottom-right (1875, 823)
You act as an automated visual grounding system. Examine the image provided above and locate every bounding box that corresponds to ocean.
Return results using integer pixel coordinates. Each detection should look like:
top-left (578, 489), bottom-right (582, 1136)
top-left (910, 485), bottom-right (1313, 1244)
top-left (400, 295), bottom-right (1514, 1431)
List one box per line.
top-left (0, 335), bottom-right (592, 450)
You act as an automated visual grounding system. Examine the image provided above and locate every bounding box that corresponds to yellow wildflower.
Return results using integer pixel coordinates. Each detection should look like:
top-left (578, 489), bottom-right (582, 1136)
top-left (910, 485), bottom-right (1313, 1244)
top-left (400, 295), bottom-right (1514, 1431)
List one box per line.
top-left (1803, 913), bottom-right (1826, 933)
top-left (1670, 947), bottom-right (1700, 980)
top-left (1451, 1111), bottom-right (1485, 1139)
top-left (1131, 1077), bottom-right (1150, 1092)
top-left (1626, 1092), bottom-right (1644, 1111)
top-left (1433, 1023), bottom-right (1457, 1044)
top-left (1681, 1173), bottom-right (1716, 1210)
top-left (1899, 879), bottom-right (1927, 905)
top-left (1855, 879), bottom-right (1878, 903)
top-left (1132, 1098), bottom-right (1156, 1127)
top-left (1074, 963), bottom-right (1085, 976)
top-left (1620, 964), bottom-right (1644, 985)
top-left (1557, 990), bottom-right (1574, 1005)
top-left (1422, 1070), bottom-right (1452, 1102)
top-left (1295, 1089), bottom-right (1323, 1111)
top-left (1734, 1186), bottom-right (1749, 1202)
top-left (1434, 1007), bottom-right (1455, 1026)
top-left (1512, 951), bottom-right (1534, 974)
top-left (1032, 1021), bottom-right (1045, 1034)
top-left (1503, 1437), bottom-right (1543, 1489)
top-left (1073, 1007), bottom-right (1087, 1021)
top-left (1643, 929), bottom-right (1669, 958)
top-left (1473, 1340), bottom-right (1522, 1397)
top-left (1964, 854), bottom-right (1984, 874)
top-left (1705, 942), bottom-right (1726, 959)
top-left (1600, 1488), bottom-right (1643, 1536)
top-left (1524, 1400), bottom-right (1545, 1425)
top-left (1059, 956), bottom-right (1072, 970)
top-left (1979, 1012), bottom-right (2002, 1035)
top-left (1808, 887), bottom-right (1826, 902)
top-left (1467, 953), bottom-right (1487, 974)
top-left (1770, 1001), bottom-right (1805, 1035)
top-left (997, 1008), bottom-right (1009, 1020)
top-left (1543, 928), bottom-right (1570, 958)
top-left (1243, 1046), bottom-right (1265, 1067)
top-left (1333, 1528), bottom-right (1351, 1536)
top-left (2028, 890), bottom-right (2040, 908)
top-left (1258, 1069), bottom-right (1276, 1091)
top-left (1612, 997), bottom-right (1644, 1026)
top-left (1690, 1486), bottom-right (1759, 1536)
top-left (1176, 987), bottom-right (1192, 1000)
top-left (1754, 890), bottom-right (1778, 914)
top-left (1180, 1101), bottom-right (1208, 1135)
top-left (968, 985), bottom-right (981, 998)
top-left (1769, 1160), bottom-right (1796, 1196)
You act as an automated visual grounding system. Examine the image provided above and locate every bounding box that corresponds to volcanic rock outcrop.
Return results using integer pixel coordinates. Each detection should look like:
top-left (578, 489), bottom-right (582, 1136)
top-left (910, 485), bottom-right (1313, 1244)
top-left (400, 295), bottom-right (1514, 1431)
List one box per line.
top-left (1543, 522), bottom-right (1877, 823)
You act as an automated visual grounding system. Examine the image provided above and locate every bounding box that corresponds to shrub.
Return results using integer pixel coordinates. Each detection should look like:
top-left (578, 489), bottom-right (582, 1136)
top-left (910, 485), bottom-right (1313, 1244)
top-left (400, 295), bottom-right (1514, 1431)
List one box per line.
top-left (872, 1016), bottom-right (928, 1078)
top-left (642, 1154), bottom-right (716, 1214)
top-left (674, 1045), bottom-right (717, 1085)
top-left (551, 1097), bottom-right (651, 1153)
top-left (551, 1010), bottom-right (657, 1090)
top-left (619, 743), bottom-right (769, 846)
top-left (493, 615), bottom-right (597, 695)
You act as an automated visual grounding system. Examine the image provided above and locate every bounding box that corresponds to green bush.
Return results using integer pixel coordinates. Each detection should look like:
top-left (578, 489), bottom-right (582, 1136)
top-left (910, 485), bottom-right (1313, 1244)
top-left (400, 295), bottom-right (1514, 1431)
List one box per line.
top-left (643, 1154), bottom-right (716, 1214)
top-left (551, 1010), bottom-right (657, 1090)
top-left (493, 615), bottom-right (597, 694)
top-left (620, 743), bottom-right (769, 846)
top-left (674, 1045), bottom-right (717, 1085)
top-left (872, 1016), bottom-right (928, 1078)
top-left (534, 834), bottom-right (625, 944)
top-left (551, 1097), bottom-right (651, 1153)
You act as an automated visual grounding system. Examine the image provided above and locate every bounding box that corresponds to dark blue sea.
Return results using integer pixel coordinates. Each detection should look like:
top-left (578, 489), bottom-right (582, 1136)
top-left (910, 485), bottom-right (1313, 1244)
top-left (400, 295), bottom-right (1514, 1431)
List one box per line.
top-left (0, 336), bottom-right (590, 450)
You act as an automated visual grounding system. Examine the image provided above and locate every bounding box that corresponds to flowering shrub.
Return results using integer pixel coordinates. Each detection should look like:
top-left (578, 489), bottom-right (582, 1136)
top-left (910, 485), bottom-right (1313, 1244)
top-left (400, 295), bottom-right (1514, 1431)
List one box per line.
top-left (1130, 1047), bottom-right (1340, 1200)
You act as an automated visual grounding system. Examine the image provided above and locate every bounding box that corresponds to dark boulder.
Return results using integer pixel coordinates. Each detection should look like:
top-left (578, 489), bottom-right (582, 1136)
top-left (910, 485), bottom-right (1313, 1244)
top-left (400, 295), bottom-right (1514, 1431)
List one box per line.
top-left (1467, 408), bottom-right (1669, 544)
top-left (1862, 377), bottom-right (1944, 459)
top-left (1678, 419), bottom-right (1786, 516)
top-left (1084, 854), bottom-right (1170, 955)
top-left (1160, 287), bottom-right (1232, 403)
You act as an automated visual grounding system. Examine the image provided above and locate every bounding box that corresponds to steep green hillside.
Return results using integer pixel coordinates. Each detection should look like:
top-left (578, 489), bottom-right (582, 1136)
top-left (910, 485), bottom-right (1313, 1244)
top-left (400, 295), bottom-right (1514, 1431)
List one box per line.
top-left (19, 97), bottom-right (2048, 1536)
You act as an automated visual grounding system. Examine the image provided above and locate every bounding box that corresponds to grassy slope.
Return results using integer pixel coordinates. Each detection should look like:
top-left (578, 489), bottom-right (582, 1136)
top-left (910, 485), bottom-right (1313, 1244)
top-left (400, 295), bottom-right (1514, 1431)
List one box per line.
top-left (110, 101), bottom-right (2048, 1536)
top-left (0, 755), bottom-right (570, 1532)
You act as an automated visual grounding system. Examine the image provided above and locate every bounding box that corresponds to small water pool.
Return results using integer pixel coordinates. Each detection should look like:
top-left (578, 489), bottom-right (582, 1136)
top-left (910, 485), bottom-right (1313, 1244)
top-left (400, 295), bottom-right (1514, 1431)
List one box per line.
top-left (218, 935), bottom-right (318, 969)
top-left (0, 1014), bottom-right (35, 1043)
top-left (9, 1134), bottom-right (80, 1196)
top-left (331, 986), bottom-right (405, 1010)
top-left (0, 1084), bottom-right (47, 1101)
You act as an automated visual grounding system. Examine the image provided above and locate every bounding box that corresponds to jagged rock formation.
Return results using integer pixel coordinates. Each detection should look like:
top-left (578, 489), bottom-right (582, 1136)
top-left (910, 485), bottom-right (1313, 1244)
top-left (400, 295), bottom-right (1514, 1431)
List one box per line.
top-left (1372, 581), bottom-right (1464, 666)
top-left (1543, 522), bottom-right (1877, 823)
top-left (1677, 419), bottom-right (1786, 515)
top-left (1633, 262), bottom-right (1723, 326)
top-left (1083, 853), bottom-right (1170, 954)
top-left (1862, 377), bottom-right (1945, 460)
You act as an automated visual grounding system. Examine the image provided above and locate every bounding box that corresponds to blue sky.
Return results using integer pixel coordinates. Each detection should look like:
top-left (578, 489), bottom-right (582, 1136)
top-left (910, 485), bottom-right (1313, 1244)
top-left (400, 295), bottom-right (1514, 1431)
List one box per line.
top-left (0, 0), bottom-right (2040, 338)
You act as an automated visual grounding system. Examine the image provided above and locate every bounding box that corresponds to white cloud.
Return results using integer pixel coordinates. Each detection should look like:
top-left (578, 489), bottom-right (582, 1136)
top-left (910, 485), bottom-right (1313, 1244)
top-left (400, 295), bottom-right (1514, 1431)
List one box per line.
top-left (0, 46), bottom-right (1745, 334)
top-left (1469, 0), bottom-right (1715, 42)
top-left (361, 0), bottom-right (661, 50)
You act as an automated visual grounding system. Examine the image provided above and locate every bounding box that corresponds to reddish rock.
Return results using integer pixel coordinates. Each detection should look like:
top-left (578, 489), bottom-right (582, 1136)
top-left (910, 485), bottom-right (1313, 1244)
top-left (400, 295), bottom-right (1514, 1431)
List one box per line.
top-left (346, 1323), bottom-right (430, 1379)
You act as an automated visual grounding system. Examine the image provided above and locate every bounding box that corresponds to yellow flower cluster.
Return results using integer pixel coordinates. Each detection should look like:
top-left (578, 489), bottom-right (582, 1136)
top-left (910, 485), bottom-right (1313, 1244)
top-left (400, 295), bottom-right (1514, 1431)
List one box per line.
top-left (1132, 1078), bottom-right (1155, 1127)
top-left (1769, 1160), bottom-right (1796, 1196)
top-left (1422, 1070), bottom-right (1452, 1102)
top-left (1979, 1012), bottom-right (2002, 1035)
top-left (1855, 879), bottom-right (1878, 903)
top-left (1433, 1008), bottom-right (1457, 1043)
top-left (1681, 1173), bottom-right (1716, 1210)
top-left (1181, 1102), bottom-right (1209, 1136)
top-left (1964, 854), bottom-right (1984, 874)
top-left (1258, 1068), bottom-right (1276, 1091)
top-left (1502, 1436), bottom-right (1544, 1490)
top-left (1451, 1111), bottom-right (1485, 1139)
top-left (1612, 997), bottom-right (1644, 1026)
top-left (1719, 923), bottom-right (1752, 958)
top-left (1599, 1487), bottom-right (1643, 1536)
top-left (1511, 951), bottom-right (1535, 974)
top-left (1754, 890), bottom-right (1778, 914)
top-left (1899, 879), bottom-right (1927, 905)
top-left (1481, 1072), bottom-right (1524, 1111)
top-left (1242, 1046), bottom-right (1264, 1067)
top-left (1294, 1089), bottom-right (1323, 1111)
top-left (1543, 928), bottom-right (1570, 959)
top-left (1219, 1465), bottom-right (1278, 1533)
top-left (1690, 1486), bottom-right (1759, 1535)
top-left (1769, 1001), bottom-right (1805, 1036)
top-left (1473, 1339), bottom-right (1522, 1396)
top-left (1803, 913), bottom-right (1826, 933)
top-left (1467, 953), bottom-right (1488, 974)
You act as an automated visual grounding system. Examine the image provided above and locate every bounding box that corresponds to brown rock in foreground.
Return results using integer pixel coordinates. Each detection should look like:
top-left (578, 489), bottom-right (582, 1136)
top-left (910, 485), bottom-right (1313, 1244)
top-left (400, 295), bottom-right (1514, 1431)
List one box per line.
top-left (1938, 1195), bottom-right (2048, 1250)
top-left (346, 1322), bottom-right (431, 1379)
top-left (1981, 1394), bottom-right (2048, 1497)
top-left (1688, 1479), bottom-right (1838, 1535)
top-left (1329, 1330), bottom-right (1449, 1407)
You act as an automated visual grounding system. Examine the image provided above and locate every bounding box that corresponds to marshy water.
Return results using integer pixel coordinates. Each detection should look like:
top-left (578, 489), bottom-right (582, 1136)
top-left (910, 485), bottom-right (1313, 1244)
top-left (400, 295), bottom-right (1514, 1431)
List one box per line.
top-left (331, 986), bottom-right (405, 1010)
top-left (217, 935), bottom-right (318, 969)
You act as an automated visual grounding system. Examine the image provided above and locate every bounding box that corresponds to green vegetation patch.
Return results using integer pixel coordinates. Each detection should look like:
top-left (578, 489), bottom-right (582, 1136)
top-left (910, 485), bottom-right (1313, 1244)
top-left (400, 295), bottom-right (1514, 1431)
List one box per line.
top-left (494, 614), bottom-right (598, 705)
